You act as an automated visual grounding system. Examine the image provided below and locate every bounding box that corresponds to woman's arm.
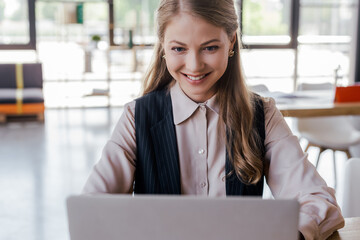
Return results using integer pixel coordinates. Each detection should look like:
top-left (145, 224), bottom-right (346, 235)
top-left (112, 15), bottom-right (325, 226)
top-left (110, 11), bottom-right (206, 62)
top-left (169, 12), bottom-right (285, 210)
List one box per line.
top-left (82, 101), bottom-right (137, 194)
top-left (263, 98), bottom-right (344, 240)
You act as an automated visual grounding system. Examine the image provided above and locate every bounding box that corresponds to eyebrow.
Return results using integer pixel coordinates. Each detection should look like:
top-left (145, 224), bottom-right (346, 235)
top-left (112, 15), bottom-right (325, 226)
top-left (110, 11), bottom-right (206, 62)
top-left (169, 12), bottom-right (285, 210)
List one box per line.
top-left (169, 39), bottom-right (221, 46)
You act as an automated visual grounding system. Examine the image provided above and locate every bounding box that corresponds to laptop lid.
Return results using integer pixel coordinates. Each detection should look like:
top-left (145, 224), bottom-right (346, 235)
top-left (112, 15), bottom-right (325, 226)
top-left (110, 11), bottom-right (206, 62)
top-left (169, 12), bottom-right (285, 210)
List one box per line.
top-left (66, 195), bottom-right (299, 240)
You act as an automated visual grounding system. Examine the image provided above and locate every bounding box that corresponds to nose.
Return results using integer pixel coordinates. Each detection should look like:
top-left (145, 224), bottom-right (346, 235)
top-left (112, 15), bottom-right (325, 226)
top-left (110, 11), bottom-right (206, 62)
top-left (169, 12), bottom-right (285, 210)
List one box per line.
top-left (186, 51), bottom-right (204, 73)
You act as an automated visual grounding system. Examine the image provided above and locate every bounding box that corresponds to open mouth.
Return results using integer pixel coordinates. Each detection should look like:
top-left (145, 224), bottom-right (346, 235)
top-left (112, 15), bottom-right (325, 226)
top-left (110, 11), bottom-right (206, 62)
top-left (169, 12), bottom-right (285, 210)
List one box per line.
top-left (183, 73), bottom-right (210, 81)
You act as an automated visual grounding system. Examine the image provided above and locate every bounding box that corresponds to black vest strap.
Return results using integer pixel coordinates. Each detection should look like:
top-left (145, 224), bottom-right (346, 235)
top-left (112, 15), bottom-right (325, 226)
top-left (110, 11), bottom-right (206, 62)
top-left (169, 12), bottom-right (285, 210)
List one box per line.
top-left (135, 90), bottom-right (181, 194)
top-left (150, 109), bottom-right (181, 193)
top-left (135, 90), bottom-right (265, 196)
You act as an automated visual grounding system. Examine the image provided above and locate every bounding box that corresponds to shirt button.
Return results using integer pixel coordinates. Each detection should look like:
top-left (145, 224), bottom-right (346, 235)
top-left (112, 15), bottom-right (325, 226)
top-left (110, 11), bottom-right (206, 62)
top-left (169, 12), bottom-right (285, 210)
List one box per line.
top-left (200, 182), bottom-right (207, 188)
top-left (198, 149), bottom-right (205, 154)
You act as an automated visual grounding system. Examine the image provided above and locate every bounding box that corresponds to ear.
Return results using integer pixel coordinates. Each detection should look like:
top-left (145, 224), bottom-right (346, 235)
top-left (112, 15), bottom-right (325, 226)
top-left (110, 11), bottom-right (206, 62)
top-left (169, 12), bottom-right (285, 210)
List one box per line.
top-left (229, 32), bottom-right (237, 50)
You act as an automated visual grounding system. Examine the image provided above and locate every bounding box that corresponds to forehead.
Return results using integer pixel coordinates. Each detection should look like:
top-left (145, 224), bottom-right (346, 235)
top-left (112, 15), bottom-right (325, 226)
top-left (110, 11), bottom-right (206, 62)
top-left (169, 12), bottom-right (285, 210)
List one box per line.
top-left (163, 12), bottom-right (229, 44)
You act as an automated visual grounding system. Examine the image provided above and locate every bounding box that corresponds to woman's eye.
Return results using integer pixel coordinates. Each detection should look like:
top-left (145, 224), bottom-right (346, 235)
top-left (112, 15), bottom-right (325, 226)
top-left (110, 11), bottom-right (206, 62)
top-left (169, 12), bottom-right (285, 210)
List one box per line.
top-left (172, 47), bottom-right (186, 53)
top-left (204, 46), bottom-right (219, 51)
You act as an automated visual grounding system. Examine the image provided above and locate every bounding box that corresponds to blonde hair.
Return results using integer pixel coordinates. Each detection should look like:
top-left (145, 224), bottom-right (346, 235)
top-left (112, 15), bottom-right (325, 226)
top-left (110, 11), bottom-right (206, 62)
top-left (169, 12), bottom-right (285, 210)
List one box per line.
top-left (142, 0), bottom-right (263, 184)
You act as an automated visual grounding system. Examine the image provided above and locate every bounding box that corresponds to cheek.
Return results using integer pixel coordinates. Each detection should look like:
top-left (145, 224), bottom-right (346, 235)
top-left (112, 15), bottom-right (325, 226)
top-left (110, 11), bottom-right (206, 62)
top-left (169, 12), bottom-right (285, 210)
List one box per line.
top-left (165, 56), bottom-right (183, 73)
top-left (208, 54), bottom-right (228, 71)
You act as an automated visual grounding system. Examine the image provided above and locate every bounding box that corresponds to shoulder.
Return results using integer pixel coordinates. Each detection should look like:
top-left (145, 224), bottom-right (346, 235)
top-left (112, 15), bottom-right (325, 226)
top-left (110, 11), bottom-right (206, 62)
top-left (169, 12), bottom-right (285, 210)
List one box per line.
top-left (262, 97), bottom-right (293, 142)
top-left (252, 94), bottom-right (265, 113)
top-left (135, 89), bottom-right (170, 104)
top-left (262, 97), bottom-right (276, 111)
top-left (123, 101), bottom-right (136, 116)
top-left (262, 97), bottom-right (282, 123)
top-left (134, 89), bottom-right (172, 125)
top-left (250, 95), bottom-right (281, 123)
top-left (116, 100), bottom-right (135, 127)
top-left (135, 89), bottom-right (171, 113)
top-left (252, 95), bottom-right (289, 135)
top-left (109, 100), bottom-right (136, 144)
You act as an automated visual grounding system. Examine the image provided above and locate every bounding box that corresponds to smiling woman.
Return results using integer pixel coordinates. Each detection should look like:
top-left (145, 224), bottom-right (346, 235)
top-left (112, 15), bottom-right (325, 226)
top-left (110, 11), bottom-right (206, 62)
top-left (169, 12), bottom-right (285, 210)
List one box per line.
top-left (83, 1), bottom-right (345, 239)
top-left (142, 0), bottom-right (265, 187)
top-left (162, 12), bottom-right (235, 103)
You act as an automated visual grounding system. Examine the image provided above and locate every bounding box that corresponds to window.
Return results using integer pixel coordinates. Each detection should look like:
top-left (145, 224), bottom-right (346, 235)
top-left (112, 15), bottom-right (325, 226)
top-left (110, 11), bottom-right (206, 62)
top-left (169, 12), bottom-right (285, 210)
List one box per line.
top-left (297, 0), bottom-right (357, 85)
top-left (241, 0), bottom-right (293, 46)
top-left (110, 0), bottom-right (158, 46)
top-left (239, 0), bottom-right (359, 91)
top-left (0, 0), bottom-right (35, 49)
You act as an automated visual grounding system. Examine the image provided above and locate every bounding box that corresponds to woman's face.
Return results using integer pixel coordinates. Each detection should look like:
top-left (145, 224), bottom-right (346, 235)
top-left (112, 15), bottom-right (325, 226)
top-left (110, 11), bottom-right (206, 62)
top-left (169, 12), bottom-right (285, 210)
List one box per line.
top-left (163, 12), bottom-right (235, 103)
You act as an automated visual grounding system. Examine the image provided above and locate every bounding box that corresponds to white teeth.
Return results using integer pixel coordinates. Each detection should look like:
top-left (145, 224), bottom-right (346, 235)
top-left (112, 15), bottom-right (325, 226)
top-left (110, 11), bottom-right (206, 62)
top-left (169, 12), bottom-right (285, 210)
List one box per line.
top-left (186, 74), bottom-right (206, 81)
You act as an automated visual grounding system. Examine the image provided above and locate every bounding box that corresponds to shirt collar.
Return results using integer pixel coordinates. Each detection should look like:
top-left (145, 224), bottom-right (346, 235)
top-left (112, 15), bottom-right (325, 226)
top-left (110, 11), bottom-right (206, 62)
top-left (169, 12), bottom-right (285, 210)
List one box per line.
top-left (170, 81), bottom-right (220, 125)
top-left (206, 92), bottom-right (220, 115)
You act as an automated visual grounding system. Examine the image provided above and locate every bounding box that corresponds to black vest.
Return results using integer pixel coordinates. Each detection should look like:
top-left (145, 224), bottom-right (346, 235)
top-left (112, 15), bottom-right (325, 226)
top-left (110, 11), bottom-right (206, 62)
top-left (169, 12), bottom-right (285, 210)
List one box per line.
top-left (134, 90), bottom-right (265, 196)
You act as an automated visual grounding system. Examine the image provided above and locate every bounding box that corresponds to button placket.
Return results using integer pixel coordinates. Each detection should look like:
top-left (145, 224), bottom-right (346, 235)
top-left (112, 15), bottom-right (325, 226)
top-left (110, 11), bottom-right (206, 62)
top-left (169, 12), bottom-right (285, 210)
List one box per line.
top-left (196, 104), bottom-right (208, 195)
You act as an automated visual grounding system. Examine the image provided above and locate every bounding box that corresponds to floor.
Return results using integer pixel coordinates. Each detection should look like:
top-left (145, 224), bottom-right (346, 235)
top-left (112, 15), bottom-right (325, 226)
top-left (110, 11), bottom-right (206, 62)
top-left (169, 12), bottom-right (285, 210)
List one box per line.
top-left (0, 108), bottom-right (350, 240)
top-left (0, 108), bottom-right (123, 240)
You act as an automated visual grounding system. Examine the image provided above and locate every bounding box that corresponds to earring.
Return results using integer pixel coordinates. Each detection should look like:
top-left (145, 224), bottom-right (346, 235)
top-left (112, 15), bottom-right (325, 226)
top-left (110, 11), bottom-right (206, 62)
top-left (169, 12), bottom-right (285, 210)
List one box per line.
top-left (162, 55), bottom-right (166, 59)
top-left (229, 50), bottom-right (235, 58)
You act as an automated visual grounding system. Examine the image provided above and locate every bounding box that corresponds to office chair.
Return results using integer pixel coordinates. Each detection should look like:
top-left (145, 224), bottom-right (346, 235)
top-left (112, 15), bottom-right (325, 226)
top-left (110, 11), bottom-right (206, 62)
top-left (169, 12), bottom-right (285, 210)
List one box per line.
top-left (248, 84), bottom-right (269, 93)
top-left (295, 83), bottom-right (360, 189)
top-left (341, 158), bottom-right (360, 217)
top-left (350, 116), bottom-right (360, 157)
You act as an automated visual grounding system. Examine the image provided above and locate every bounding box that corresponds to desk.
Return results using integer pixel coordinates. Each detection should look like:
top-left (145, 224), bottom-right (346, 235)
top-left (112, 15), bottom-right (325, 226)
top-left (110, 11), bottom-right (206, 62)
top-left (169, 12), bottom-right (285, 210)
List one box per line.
top-left (278, 102), bottom-right (360, 118)
top-left (328, 217), bottom-right (360, 240)
top-left (264, 91), bottom-right (360, 118)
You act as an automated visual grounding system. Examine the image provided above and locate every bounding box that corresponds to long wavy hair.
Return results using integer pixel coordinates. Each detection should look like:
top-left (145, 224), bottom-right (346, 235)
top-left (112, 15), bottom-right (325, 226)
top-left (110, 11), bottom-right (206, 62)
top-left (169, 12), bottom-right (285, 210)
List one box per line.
top-left (142, 0), bottom-right (263, 184)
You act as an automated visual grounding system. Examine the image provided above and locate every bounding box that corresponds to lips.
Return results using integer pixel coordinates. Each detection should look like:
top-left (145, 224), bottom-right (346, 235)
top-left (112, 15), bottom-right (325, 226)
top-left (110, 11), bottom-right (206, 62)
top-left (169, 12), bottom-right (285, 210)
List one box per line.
top-left (183, 73), bottom-right (210, 82)
top-left (186, 74), bottom-right (206, 81)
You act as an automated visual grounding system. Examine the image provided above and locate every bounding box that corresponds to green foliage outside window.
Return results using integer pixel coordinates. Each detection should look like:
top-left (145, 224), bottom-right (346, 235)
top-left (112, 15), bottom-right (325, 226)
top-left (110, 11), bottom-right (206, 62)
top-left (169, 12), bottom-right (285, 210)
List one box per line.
top-left (242, 0), bottom-right (288, 36)
top-left (114, 0), bottom-right (158, 32)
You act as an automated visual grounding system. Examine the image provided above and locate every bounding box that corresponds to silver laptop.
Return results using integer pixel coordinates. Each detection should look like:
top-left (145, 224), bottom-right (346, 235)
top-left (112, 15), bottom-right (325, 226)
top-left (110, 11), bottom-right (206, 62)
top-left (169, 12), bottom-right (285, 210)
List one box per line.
top-left (66, 195), bottom-right (299, 240)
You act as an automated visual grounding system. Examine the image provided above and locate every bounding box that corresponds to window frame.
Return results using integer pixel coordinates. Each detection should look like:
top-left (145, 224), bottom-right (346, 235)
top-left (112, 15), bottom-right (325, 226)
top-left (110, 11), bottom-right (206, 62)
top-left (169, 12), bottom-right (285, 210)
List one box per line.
top-left (355, 1), bottom-right (360, 83)
top-left (238, 0), bottom-right (300, 50)
top-left (239, 0), bottom-right (360, 87)
top-left (108, 0), bottom-right (154, 48)
top-left (0, 0), bottom-right (36, 50)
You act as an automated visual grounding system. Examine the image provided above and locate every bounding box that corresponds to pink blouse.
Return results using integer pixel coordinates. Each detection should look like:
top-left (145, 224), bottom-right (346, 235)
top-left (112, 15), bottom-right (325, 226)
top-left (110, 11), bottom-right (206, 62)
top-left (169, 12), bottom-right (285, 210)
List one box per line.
top-left (83, 82), bottom-right (344, 240)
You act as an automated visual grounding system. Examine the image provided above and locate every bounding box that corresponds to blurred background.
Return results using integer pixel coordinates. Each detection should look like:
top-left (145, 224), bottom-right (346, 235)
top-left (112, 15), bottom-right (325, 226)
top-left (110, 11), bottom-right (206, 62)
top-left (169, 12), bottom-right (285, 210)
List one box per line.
top-left (1, 0), bottom-right (358, 107)
top-left (1, 0), bottom-right (359, 239)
